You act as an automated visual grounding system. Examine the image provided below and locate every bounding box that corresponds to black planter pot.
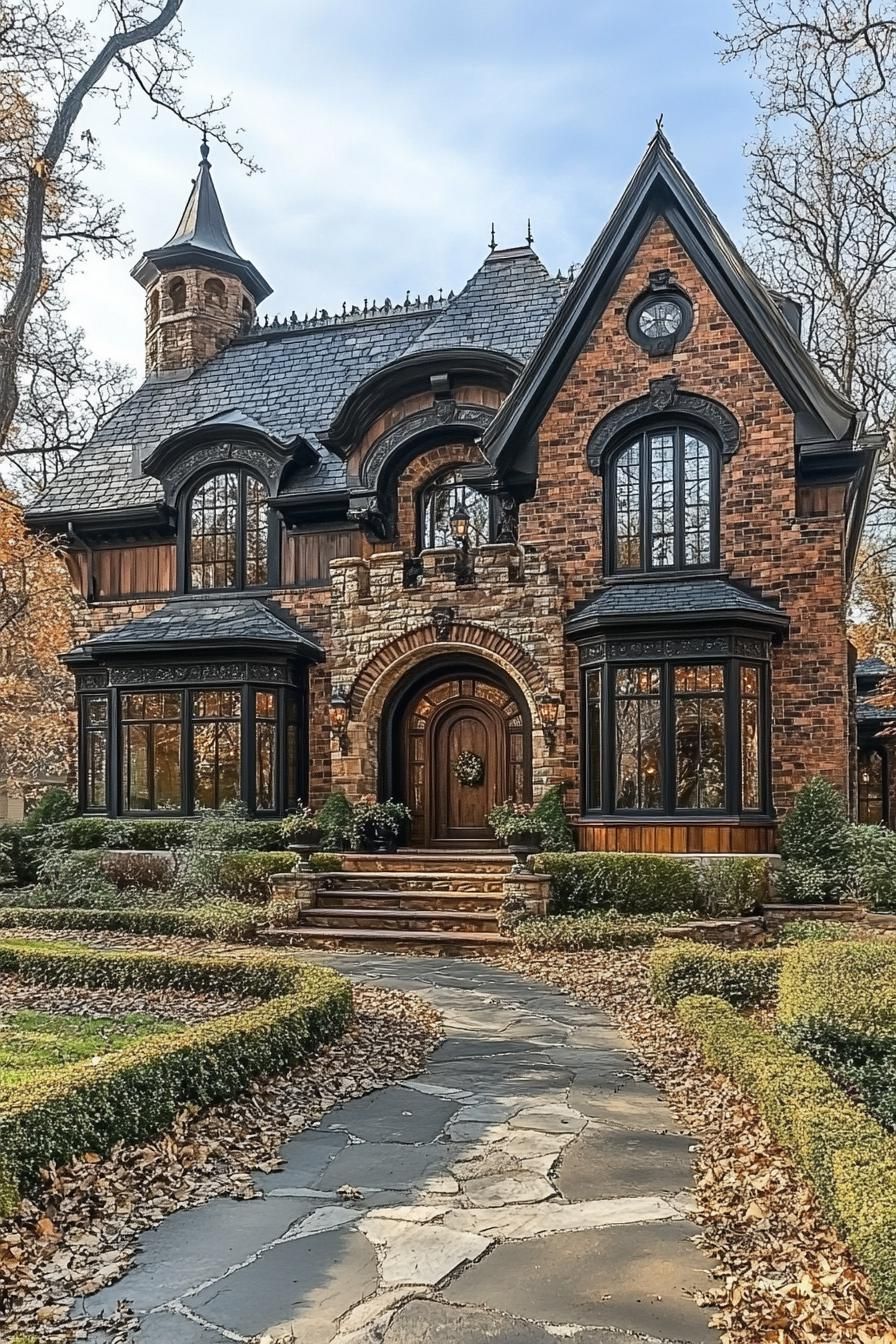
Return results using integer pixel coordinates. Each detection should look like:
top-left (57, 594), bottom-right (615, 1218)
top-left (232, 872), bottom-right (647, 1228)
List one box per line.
top-left (505, 832), bottom-right (541, 873)
top-left (288, 826), bottom-right (323, 869)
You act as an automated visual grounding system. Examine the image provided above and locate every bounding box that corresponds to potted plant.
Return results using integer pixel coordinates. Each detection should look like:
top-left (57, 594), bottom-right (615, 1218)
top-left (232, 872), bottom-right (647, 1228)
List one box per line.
top-left (352, 796), bottom-right (412, 853)
top-left (281, 803), bottom-right (322, 870)
top-left (316, 792), bottom-right (355, 852)
top-left (488, 799), bottom-right (544, 872)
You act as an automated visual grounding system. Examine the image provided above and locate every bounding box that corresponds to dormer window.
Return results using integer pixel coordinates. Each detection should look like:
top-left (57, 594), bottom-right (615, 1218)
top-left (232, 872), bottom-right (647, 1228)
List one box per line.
top-left (608, 426), bottom-right (718, 574)
top-left (187, 468), bottom-right (270, 590)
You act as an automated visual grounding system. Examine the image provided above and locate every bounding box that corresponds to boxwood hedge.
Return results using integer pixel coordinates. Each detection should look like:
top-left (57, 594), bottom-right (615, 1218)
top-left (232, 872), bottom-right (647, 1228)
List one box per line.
top-left (778, 941), bottom-right (896, 1131)
top-left (649, 939), bottom-right (784, 1008)
top-left (0, 903), bottom-right (259, 941)
top-left (0, 942), bottom-right (352, 1211)
top-left (678, 993), bottom-right (896, 1313)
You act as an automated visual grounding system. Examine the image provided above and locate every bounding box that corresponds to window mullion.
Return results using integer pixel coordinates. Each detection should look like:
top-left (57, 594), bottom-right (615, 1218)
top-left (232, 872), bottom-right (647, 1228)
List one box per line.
top-left (674, 428), bottom-right (685, 570)
top-left (236, 471), bottom-right (246, 590)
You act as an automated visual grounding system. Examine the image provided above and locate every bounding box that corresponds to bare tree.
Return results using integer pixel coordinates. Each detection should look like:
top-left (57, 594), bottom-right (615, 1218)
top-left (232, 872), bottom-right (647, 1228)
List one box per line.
top-left (1, 307), bottom-right (133, 498)
top-left (720, 2), bottom-right (896, 586)
top-left (0, 0), bottom-right (257, 453)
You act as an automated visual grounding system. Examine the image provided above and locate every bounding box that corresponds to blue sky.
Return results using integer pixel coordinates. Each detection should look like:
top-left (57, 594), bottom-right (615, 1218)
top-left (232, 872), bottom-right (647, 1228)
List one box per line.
top-left (65, 0), bottom-right (757, 374)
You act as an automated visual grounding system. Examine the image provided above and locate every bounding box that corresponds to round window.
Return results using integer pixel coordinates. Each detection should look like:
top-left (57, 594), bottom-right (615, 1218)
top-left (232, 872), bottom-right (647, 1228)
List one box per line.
top-left (627, 292), bottom-right (692, 352)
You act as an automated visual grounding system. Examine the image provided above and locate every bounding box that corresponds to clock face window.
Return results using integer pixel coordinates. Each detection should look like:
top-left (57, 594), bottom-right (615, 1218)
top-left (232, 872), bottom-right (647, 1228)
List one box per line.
top-left (628, 292), bottom-right (692, 351)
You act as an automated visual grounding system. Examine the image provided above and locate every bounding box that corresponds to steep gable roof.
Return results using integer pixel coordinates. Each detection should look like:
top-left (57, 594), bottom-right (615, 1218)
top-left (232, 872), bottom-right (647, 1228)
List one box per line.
top-left (482, 131), bottom-right (861, 476)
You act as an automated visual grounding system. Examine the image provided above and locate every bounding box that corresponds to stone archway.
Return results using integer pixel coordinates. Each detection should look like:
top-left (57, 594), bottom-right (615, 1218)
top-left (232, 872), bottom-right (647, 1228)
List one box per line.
top-left (380, 655), bottom-right (533, 848)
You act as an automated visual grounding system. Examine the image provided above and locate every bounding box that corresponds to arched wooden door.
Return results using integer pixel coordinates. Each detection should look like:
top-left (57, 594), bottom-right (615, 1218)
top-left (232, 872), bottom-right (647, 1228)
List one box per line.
top-left (400, 672), bottom-right (530, 848)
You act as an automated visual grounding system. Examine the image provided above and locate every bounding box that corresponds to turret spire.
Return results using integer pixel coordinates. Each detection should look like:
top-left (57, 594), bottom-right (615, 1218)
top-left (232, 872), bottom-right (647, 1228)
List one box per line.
top-left (131, 136), bottom-right (271, 303)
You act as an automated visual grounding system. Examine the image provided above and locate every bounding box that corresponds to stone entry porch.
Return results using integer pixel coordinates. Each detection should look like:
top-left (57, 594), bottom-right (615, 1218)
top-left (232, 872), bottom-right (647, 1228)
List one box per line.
top-left (82, 954), bottom-right (716, 1343)
top-left (265, 851), bottom-right (549, 954)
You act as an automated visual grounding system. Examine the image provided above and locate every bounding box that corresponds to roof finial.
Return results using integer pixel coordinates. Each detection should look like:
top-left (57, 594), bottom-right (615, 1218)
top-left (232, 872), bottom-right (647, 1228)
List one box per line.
top-left (489, 222), bottom-right (497, 254)
top-left (655, 113), bottom-right (664, 135)
top-left (200, 125), bottom-right (209, 162)
top-left (526, 217), bottom-right (534, 247)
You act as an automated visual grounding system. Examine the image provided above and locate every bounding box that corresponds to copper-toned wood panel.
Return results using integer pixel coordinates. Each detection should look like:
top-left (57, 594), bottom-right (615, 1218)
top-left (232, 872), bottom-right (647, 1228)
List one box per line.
top-left (93, 544), bottom-right (175, 598)
top-left (574, 822), bottom-right (777, 854)
top-left (63, 550), bottom-right (89, 598)
top-left (282, 528), bottom-right (361, 586)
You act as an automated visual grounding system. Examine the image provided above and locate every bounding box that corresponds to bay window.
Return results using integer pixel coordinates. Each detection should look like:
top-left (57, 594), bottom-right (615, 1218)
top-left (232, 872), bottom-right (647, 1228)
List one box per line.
top-left (581, 644), bottom-right (770, 817)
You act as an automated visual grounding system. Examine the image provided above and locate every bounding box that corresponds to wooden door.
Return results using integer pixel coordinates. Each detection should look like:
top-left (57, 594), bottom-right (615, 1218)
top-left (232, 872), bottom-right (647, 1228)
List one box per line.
top-left (430, 701), bottom-right (504, 846)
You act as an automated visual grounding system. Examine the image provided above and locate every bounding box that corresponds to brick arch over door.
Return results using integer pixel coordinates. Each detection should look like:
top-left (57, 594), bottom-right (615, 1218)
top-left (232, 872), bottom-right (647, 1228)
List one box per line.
top-left (349, 622), bottom-right (549, 721)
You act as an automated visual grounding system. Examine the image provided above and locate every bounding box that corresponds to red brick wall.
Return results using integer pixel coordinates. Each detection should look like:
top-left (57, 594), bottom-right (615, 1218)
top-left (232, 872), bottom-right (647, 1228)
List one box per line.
top-left (520, 216), bottom-right (850, 814)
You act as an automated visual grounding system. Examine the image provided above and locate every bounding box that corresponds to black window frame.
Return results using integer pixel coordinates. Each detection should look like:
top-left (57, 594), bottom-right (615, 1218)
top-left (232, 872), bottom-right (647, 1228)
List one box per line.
top-left (605, 424), bottom-right (720, 576)
top-left (73, 676), bottom-right (305, 821)
top-left (416, 468), bottom-right (496, 553)
top-left (580, 643), bottom-right (772, 820)
top-left (180, 466), bottom-right (279, 594)
top-left (858, 744), bottom-right (889, 827)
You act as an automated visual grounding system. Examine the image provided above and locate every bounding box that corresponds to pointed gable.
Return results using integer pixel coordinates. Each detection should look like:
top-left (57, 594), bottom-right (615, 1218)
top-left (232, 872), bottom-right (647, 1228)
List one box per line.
top-left (482, 132), bottom-right (860, 476)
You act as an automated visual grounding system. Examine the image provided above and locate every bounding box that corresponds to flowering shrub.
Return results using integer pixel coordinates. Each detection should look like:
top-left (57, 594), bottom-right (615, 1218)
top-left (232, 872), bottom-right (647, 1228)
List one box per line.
top-left (488, 799), bottom-right (541, 841)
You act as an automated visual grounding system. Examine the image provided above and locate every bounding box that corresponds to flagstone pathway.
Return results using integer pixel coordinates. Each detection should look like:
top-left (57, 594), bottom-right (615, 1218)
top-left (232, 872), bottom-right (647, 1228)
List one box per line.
top-left (83, 954), bottom-right (718, 1344)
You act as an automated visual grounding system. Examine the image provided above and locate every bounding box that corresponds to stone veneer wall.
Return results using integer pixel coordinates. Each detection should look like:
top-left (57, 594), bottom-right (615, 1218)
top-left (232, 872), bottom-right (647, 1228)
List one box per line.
top-left (520, 215), bottom-right (851, 813)
top-left (144, 267), bottom-right (253, 375)
top-left (326, 543), bottom-right (568, 799)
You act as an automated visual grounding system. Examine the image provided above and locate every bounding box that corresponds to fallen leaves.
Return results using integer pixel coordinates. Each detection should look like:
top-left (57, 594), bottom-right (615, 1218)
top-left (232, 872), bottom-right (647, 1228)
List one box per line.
top-left (503, 947), bottom-right (896, 1344)
top-left (0, 984), bottom-right (442, 1341)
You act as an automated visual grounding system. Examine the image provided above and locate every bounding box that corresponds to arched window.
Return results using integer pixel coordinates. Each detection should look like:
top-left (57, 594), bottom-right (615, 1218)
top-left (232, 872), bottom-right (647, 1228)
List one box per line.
top-left (187, 469), bottom-right (270, 591)
top-left (204, 277), bottom-right (226, 309)
top-left (149, 290), bottom-right (160, 328)
top-left (608, 426), bottom-right (719, 573)
top-left (241, 296), bottom-right (254, 332)
top-left (419, 469), bottom-right (492, 550)
top-left (169, 276), bottom-right (186, 313)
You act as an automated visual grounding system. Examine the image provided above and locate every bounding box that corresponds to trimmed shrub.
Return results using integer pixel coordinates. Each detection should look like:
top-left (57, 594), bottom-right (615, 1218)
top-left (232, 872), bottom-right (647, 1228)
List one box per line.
top-left (531, 785), bottom-right (575, 852)
top-left (316, 792), bottom-right (355, 851)
top-left (515, 910), bottom-right (694, 952)
top-left (777, 776), bottom-right (851, 904)
top-left (0, 823), bottom-right (40, 885)
top-left (677, 993), bottom-right (896, 1313)
top-left (99, 850), bottom-right (174, 890)
top-left (23, 787), bottom-right (77, 830)
top-left (533, 852), bottom-right (700, 916)
top-left (698, 857), bottom-right (768, 916)
top-left (0, 942), bottom-right (351, 1209)
top-left (44, 815), bottom-right (286, 853)
top-left (173, 849), bottom-right (296, 906)
top-left (649, 939), bottom-right (784, 1008)
top-left (0, 902), bottom-right (258, 941)
top-left (847, 824), bottom-right (896, 911)
top-left (31, 849), bottom-right (119, 908)
top-left (777, 920), bottom-right (856, 945)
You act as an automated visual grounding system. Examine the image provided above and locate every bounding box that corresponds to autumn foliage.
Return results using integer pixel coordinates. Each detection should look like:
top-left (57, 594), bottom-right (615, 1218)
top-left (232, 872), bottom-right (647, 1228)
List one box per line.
top-left (0, 489), bottom-right (78, 789)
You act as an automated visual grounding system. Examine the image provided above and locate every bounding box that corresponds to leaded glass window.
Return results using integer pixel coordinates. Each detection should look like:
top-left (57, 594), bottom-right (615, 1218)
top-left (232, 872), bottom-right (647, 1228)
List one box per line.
top-left (191, 689), bottom-right (241, 810)
top-left (255, 690), bottom-right (277, 812)
top-left (121, 692), bottom-right (182, 813)
top-left (188, 469), bottom-right (270, 590)
top-left (83, 696), bottom-right (109, 812)
top-left (582, 655), bottom-right (769, 817)
top-left (609, 427), bottom-right (718, 573)
top-left (674, 664), bottom-right (726, 810)
top-left (614, 665), bottom-right (662, 809)
top-left (858, 747), bottom-right (887, 826)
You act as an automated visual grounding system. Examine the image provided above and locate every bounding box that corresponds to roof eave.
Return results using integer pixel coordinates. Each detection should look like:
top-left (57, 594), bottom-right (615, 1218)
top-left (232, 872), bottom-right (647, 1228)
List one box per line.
top-left (131, 244), bottom-right (272, 303)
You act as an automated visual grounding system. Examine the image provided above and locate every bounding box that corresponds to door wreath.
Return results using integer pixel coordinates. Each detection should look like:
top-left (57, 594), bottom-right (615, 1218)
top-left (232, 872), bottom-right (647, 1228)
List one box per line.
top-left (453, 750), bottom-right (485, 787)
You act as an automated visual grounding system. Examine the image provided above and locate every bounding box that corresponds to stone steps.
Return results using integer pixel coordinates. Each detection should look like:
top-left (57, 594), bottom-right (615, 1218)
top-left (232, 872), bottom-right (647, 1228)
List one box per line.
top-left (315, 889), bottom-right (505, 912)
top-left (339, 850), bottom-right (513, 875)
top-left (302, 906), bottom-right (501, 933)
top-left (263, 926), bottom-right (511, 955)
top-left (323, 873), bottom-right (507, 894)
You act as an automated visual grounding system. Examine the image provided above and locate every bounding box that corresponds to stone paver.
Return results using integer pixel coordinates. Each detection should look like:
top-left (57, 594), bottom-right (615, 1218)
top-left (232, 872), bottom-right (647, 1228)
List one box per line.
top-left (82, 953), bottom-right (717, 1343)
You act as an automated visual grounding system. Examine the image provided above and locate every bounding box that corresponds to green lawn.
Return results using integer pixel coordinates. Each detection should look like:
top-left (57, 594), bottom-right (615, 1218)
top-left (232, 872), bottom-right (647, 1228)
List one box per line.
top-left (0, 1008), bottom-right (179, 1091)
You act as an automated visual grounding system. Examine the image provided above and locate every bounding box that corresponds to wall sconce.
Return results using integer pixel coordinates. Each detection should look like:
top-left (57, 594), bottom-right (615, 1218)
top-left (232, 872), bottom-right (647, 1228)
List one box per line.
top-left (329, 688), bottom-right (350, 755)
top-left (538, 692), bottom-right (561, 750)
top-left (449, 501), bottom-right (476, 586)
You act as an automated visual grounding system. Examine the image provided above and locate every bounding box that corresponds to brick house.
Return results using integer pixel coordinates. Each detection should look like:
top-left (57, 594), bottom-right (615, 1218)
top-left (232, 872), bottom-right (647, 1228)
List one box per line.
top-left (25, 132), bottom-right (882, 855)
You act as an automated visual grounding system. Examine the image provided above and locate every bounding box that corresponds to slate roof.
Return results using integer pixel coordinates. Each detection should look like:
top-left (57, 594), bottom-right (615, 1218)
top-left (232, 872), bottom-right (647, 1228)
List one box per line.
top-left (29, 250), bottom-right (566, 521)
top-left (567, 577), bottom-right (790, 631)
top-left (80, 597), bottom-right (324, 659)
top-left (856, 656), bottom-right (892, 680)
top-left (855, 656), bottom-right (896, 725)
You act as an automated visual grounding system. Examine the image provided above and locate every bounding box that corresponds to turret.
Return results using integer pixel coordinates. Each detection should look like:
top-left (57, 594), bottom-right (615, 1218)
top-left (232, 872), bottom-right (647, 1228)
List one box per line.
top-left (131, 138), bottom-right (272, 375)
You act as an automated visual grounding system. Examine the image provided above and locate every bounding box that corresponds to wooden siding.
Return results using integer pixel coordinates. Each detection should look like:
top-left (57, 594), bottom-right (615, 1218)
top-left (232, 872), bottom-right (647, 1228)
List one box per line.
top-left (282, 528), bottom-right (362, 585)
top-left (93, 544), bottom-right (177, 598)
top-left (574, 821), bottom-right (777, 854)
